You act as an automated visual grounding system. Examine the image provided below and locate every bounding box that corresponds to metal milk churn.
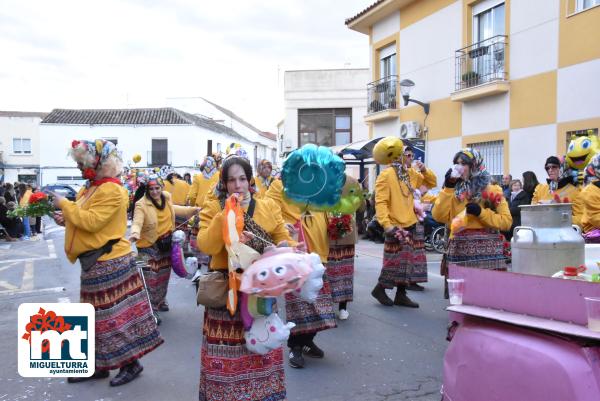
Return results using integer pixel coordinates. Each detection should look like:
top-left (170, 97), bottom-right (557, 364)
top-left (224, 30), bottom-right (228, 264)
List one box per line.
top-left (511, 204), bottom-right (585, 276)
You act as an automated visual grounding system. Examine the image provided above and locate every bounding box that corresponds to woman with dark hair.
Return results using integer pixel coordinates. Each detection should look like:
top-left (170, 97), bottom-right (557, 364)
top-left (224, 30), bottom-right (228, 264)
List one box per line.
top-left (52, 139), bottom-right (163, 386)
top-left (129, 175), bottom-right (199, 323)
top-left (4, 183), bottom-right (16, 203)
top-left (522, 171), bottom-right (540, 203)
top-left (434, 148), bottom-right (511, 274)
top-left (197, 154), bottom-right (296, 400)
top-left (183, 172), bottom-right (192, 185)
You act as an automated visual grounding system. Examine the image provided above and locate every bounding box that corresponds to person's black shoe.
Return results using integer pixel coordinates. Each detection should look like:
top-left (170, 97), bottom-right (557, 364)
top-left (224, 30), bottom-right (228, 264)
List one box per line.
top-left (407, 283), bottom-right (425, 291)
top-left (303, 341), bottom-right (324, 358)
top-left (371, 284), bottom-right (394, 306)
top-left (110, 360), bottom-right (143, 387)
top-left (158, 302), bottom-right (169, 312)
top-left (394, 287), bottom-right (419, 308)
top-left (288, 346), bottom-right (305, 368)
top-left (67, 369), bottom-right (109, 383)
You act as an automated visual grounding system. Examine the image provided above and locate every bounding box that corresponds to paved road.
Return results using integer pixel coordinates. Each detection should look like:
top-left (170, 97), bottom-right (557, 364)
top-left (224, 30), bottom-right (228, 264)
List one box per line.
top-left (0, 220), bottom-right (449, 401)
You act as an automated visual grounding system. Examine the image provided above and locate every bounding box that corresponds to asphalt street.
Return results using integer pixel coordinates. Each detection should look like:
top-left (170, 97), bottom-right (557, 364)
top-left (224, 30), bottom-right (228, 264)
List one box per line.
top-left (0, 219), bottom-right (449, 401)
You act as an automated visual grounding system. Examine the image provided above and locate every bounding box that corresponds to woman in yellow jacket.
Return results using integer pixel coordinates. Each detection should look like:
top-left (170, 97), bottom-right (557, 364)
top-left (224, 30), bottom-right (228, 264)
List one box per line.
top-left (532, 156), bottom-right (583, 226)
top-left (265, 178), bottom-right (336, 369)
top-left (371, 146), bottom-right (437, 308)
top-left (51, 139), bottom-right (162, 387)
top-left (254, 159), bottom-right (274, 199)
top-left (433, 148), bottom-right (512, 277)
top-left (581, 154), bottom-right (600, 243)
top-left (197, 155), bottom-right (295, 400)
top-left (129, 175), bottom-right (199, 322)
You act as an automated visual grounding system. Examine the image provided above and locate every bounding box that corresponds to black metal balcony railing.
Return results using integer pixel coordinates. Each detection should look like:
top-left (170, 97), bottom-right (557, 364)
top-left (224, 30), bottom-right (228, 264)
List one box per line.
top-left (147, 150), bottom-right (172, 166)
top-left (367, 75), bottom-right (398, 114)
top-left (455, 35), bottom-right (507, 91)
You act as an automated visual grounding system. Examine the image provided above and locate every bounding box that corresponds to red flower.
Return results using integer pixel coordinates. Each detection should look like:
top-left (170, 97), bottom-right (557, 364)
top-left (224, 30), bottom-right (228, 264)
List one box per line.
top-left (71, 140), bottom-right (80, 148)
top-left (482, 191), bottom-right (489, 200)
top-left (553, 193), bottom-right (561, 203)
top-left (28, 192), bottom-right (48, 204)
top-left (563, 197), bottom-right (570, 203)
top-left (83, 168), bottom-right (96, 180)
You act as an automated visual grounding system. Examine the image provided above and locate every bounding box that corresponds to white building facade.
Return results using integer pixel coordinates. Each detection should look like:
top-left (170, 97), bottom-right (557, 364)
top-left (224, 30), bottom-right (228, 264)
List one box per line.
top-left (0, 111), bottom-right (47, 185)
top-left (38, 108), bottom-right (260, 186)
top-left (281, 68), bottom-right (370, 156)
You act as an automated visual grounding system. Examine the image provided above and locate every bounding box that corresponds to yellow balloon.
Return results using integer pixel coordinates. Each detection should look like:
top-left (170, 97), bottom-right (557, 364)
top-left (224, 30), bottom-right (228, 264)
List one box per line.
top-left (132, 154), bottom-right (142, 163)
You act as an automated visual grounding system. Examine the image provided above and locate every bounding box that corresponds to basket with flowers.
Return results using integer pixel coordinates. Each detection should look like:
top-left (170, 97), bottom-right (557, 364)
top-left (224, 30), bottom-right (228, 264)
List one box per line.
top-left (327, 214), bottom-right (353, 241)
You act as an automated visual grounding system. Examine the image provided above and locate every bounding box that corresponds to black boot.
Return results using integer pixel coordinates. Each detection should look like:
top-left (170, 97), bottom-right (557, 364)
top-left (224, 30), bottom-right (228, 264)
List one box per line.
top-left (109, 360), bottom-right (143, 387)
top-left (371, 284), bottom-right (394, 306)
top-left (394, 286), bottom-right (419, 308)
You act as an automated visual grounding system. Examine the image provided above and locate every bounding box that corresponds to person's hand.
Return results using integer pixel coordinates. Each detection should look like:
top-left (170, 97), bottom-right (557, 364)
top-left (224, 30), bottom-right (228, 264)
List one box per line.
top-left (49, 191), bottom-right (64, 208)
top-left (465, 203), bottom-right (482, 216)
top-left (285, 223), bottom-right (297, 236)
top-left (444, 169), bottom-right (458, 188)
top-left (414, 160), bottom-right (426, 172)
top-left (294, 242), bottom-right (307, 253)
top-left (129, 233), bottom-right (140, 243)
top-left (240, 231), bottom-right (254, 244)
top-left (53, 211), bottom-right (65, 226)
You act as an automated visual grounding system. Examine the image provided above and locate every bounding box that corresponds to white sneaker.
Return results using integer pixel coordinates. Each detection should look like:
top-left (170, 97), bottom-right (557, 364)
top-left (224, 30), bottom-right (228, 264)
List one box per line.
top-left (339, 309), bottom-right (349, 320)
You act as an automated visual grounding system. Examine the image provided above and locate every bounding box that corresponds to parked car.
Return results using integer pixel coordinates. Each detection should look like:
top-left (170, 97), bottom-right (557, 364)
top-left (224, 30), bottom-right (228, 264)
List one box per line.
top-left (41, 184), bottom-right (82, 202)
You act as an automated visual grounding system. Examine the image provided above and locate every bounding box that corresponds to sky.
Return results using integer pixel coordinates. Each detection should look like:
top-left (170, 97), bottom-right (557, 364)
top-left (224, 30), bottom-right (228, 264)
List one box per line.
top-left (0, 0), bottom-right (372, 132)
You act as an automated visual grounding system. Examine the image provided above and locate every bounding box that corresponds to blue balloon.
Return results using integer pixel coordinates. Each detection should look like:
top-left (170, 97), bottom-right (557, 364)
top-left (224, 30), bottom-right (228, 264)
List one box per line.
top-left (282, 144), bottom-right (346, 208)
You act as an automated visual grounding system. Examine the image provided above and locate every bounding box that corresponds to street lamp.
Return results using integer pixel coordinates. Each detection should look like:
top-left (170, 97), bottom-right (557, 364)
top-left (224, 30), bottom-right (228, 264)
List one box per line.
top-left (400, 79), bottom-right (430, 115)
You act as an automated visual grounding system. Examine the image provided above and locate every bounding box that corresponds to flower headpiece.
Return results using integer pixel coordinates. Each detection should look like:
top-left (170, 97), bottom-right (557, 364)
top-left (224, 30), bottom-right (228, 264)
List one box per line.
top-left (146, 174), bottom-right (164, 188)
top-left (69, 139), bottom-right (122, 181)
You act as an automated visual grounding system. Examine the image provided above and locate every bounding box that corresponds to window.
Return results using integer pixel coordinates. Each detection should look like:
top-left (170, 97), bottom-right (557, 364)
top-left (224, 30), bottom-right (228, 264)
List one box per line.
top-left (467, 140), bottom-right (504, 178)
top-left (471, 1), bottom-right (505, 82)
top-left (151, 139), bottom-right (168, 166)
top-left (298, 109), bottom-right (352, 147)
top-left (379, 44), bottom-right (396, 79)
top-left (207, 139), bottom-right (213, 155)
top-left (576, 0), bottom-right (600, 11)
top-left (13, 138), bottom-right (32, 154)
top-left (104, 138), bottom-right (118, 146)
top-left (216, 143), bottom-right (222, 153)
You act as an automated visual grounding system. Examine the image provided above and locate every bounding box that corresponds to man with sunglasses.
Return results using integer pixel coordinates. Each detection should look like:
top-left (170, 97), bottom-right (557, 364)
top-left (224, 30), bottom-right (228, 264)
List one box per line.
top-left (532, 156), bottom-right (583, 226)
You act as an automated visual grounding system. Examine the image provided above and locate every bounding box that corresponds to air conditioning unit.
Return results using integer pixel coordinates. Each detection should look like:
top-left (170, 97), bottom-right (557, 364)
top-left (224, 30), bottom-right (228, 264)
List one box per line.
top-left (400, 121), bottom-right (421, 139)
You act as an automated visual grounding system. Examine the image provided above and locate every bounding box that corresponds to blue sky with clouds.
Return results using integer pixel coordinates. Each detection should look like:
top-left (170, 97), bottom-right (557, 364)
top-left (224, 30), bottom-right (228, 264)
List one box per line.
top-left (0, 0), bottom-right (371, 131)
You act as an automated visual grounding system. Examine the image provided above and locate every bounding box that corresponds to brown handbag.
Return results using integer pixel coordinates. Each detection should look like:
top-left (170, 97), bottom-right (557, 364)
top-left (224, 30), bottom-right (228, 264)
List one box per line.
top-left (196, 271), bottom-right (228, 308)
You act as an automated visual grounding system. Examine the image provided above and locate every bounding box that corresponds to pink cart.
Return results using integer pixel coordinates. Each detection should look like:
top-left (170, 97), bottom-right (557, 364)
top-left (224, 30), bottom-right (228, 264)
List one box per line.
top-left (442, 264), bottom-right (600, 401)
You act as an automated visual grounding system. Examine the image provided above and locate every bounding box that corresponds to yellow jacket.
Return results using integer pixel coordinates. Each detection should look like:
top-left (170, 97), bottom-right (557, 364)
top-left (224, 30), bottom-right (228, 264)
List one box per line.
top-left (265, 179), bottom-right (330, 262)
top-left (532, 182), bottom-right (583, 226)
top-left (433, 185), bottom-right (512, 231)
top-left (19, 189), bottom-right (32, 207)
top-left (581, 183), bottom-right (600, 233)
top-left (188, 172), bottom-right (220, 207)
top-left (59, 183), bottom-right (131, 264)
top-left (375, 166), bottom-right (437, 230)
top-left (131, 191), bottom-right (198, 248)
top-left (163, 178), bottom-right (191, 206)
top-left (198, 197), bottom-right (293, 270)
top-left (254, 176), bottom-right (274, 199)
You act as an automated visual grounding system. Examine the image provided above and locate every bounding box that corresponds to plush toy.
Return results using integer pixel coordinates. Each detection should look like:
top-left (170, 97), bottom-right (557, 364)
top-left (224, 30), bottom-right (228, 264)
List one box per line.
top-left (566, 134), bottom-right (600, 185)
top-left (412, 189), bottom-right (427, 222)
top-left (330, 175), bottom-right (366, 215)
top-left (240, 247), bottom-right (313, 297)
top-left (171, 230), bottom-right (188, 278)
top-left (373, 136), bottom-right (404, 165)
top-left (244, 313), bottom-right (296, 355)
top-left (185, 257), bottom-right (198, 277)
top-left (298, 253), bottom-right (325, 302)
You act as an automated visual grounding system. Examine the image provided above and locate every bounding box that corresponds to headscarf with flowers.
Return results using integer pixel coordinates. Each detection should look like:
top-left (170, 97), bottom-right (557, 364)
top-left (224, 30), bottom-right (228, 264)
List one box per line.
top-left (69, 139), bottom-right (123, 186)
top-left (584, 153), bottom-right (600, 185)
top-left (452, 148), bottom-right (491, 202)
top-left (271, 165), bottom-right (281, 180)
top-left (391, 152), bottom-right (415, 197)
top-left (200, 156), bottom-right (218, 180)
top-left (257, 159), bottom-right (274, 187)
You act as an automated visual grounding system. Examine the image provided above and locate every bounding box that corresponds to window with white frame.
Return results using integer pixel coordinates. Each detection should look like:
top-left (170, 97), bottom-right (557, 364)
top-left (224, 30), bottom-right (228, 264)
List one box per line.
top-left (471, 0), bottom-right (505, 81)
top-left (467, 140), bottom-right (504, 178)
top-left (13, 138), bottom-right (32, 154)
top-left (379, 44), bottom-right (397, 79)
top-left (576, 0), bottom-right (600, 12)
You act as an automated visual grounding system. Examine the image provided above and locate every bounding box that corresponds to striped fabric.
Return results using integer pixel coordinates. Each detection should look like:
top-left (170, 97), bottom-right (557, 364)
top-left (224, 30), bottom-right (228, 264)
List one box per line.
top-left (80, 253), bottom-right (163, 370)
top-left (446, 228), bottom-right (507, 270)
top-left (285, 272), bottom-right (337, 335)
top-left (379, 224), bottom-right (427, 289)
top-left (138, 246), bottom-right (172, 310)
top-left (326, 244), bottom-right (355, 303)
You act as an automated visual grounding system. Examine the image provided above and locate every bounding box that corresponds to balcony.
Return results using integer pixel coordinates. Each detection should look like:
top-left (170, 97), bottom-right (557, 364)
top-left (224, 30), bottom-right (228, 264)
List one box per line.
top-left (451, 35), bottom-right (509, 102)
top-left (365, 75), bottom-right (401, 122)
top-left (147, 150), bottom-right (172, 167)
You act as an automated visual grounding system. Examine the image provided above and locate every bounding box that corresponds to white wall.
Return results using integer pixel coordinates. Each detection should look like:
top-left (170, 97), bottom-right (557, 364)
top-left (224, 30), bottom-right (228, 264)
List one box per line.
top-left (462, 93), bottom-right (510, 135)
top-left (399, 1), bottom-right (462, 101)
top-left (373, 118), bottom-right (400, 138)
top-left (510, 0), bottom-right (559, 80)
top-left (372, 11), bottom-right (400, 43)
top-left (509, 124), bottom-right (557, 181)
top-left (427, 136), bottom-right (463, 187)
top-left (38, 123), bottom-right (256, 185)
top-left (557, 58), bottom-right (600, 123)
top-left (283, 69), bottom-right (369, 150)
top-left (0, 115), bottom-right (44, 184)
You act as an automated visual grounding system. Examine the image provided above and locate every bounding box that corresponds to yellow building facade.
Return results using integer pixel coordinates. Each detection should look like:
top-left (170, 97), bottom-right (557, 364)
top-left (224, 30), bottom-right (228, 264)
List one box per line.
top-left (347, 0), bottom-right (600, 182)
